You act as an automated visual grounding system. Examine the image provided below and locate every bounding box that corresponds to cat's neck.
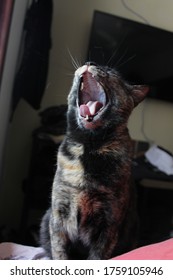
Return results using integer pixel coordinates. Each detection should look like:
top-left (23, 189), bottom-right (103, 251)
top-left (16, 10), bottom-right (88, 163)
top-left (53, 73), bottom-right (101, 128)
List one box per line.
top-left (66, 124), bottom-right (131, 153)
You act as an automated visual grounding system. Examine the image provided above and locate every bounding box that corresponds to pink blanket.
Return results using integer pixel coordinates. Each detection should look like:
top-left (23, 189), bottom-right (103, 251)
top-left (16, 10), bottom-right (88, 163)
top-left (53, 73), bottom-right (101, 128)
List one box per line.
top-left (113, 238), bottom-right (173, 260)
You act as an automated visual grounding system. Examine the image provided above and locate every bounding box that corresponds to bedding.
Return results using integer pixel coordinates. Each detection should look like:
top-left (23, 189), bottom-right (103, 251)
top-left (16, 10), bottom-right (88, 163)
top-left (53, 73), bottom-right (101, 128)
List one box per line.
top-left (113, 238), bottom-right (173, 260)
top-left (0, 238), bottom-right (173, 260)
top-left (0, 242), bottom-right (48, 260)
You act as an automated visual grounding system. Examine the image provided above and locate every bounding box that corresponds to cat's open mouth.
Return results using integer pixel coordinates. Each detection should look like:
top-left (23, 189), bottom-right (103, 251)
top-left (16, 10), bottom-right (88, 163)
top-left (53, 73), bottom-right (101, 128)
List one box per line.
top-left (77, 71), bottom-right (107, 122)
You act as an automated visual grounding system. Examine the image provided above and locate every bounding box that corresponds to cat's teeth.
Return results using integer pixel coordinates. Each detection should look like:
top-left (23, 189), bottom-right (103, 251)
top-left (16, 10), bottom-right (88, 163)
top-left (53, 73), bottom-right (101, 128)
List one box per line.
top-left (86, 115), bottom-right (89, 120)
top-left (81, 82), bottom-right (84, 90)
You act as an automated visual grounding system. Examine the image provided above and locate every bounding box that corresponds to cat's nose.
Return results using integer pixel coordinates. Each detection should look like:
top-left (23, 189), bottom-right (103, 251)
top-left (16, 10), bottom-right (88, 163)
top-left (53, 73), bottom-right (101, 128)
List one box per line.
top-left (85, 61), bottom-right (97, 66)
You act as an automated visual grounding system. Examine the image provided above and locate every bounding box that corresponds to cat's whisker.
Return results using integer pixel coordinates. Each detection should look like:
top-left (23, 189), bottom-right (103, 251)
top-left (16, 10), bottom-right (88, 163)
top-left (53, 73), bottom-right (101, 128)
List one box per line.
top-left (71, 59), bottom-right (78, 70)
top-left (67, 48), bottom-right (79, 70)
top-left (107, 33), bottom-right (128, 67)
top-left (107, 49), bottom-right (119, 66)
top-left (117, 54), bottom-right (136, 68)
top-left (115, 48), bottom-right (129, 68)
top-left (74, 56), bottom-right (81, 69)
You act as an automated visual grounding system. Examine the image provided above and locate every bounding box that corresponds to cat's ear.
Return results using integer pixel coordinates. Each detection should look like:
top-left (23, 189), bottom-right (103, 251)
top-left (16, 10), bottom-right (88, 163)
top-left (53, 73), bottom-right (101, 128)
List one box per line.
top-left (131, 85), bottom-right (149, 107)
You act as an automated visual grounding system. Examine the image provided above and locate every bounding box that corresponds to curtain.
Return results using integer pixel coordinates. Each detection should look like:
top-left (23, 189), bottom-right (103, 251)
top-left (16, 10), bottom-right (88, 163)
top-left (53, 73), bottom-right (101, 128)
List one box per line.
top-left (0, 0), bottom-right (14, 85)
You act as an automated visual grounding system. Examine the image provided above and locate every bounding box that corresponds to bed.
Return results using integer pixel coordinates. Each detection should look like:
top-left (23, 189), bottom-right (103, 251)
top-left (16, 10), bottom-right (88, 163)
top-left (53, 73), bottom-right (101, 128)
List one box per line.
top-left (0, 238), bottom-right (173, 260)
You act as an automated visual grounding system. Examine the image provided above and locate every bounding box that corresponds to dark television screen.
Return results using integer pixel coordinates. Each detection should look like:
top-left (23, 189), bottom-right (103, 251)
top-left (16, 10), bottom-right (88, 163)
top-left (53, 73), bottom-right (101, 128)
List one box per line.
top-left (87, 11), bottom-right (173, 103)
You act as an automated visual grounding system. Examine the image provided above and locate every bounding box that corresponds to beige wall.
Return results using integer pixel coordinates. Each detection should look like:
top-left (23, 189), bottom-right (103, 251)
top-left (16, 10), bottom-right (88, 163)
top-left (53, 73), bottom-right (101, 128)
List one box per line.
top-left (43, 0), bottom-right (173, 151)
top-left (1, 0), bottom-right (173, 229)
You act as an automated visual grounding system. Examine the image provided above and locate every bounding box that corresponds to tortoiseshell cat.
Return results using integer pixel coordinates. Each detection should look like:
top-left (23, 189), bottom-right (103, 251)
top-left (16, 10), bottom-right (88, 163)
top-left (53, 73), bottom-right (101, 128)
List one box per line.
top-left (40, 62), bottom-right (148, 259)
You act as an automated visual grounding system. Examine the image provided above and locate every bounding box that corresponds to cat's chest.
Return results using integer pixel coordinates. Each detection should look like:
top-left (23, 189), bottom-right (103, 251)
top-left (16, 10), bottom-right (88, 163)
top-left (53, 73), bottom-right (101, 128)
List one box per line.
top-left (78, 187), bottom-right (127, 226)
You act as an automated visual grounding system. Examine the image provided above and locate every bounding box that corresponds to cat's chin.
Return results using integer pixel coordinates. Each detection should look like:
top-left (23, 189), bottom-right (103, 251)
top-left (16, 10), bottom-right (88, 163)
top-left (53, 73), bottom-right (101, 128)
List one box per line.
top-left (76, 110), bottom-right (108, 131)
top-left (77, 115), bottom-right (104, 130)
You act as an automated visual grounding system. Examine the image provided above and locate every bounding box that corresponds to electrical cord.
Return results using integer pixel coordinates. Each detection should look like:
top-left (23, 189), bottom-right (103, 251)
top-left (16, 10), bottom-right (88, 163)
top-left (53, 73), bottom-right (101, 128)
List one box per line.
top-left (121, 0), bottom-right (150, 25)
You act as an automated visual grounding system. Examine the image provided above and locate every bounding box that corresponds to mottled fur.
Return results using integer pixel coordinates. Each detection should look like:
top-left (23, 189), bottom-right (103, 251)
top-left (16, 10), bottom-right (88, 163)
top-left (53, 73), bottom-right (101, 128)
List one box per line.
top-left (40, 63), bottom-right (148, 259)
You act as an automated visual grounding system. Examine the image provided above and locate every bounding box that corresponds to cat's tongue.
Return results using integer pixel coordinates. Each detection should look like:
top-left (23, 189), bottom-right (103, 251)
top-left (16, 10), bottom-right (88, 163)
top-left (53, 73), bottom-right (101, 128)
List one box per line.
top-left (80, 101), bottom-right (103, 117)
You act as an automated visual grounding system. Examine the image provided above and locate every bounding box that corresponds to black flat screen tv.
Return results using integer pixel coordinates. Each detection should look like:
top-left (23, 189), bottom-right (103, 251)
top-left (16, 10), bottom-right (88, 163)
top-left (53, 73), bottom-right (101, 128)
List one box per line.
top-left (87, 11), bottom-right (173, 103)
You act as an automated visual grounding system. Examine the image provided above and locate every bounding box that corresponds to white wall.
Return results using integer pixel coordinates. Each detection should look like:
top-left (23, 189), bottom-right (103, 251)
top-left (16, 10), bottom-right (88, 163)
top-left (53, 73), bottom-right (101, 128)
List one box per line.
top-left (1, 0), bottom-right (173, 229)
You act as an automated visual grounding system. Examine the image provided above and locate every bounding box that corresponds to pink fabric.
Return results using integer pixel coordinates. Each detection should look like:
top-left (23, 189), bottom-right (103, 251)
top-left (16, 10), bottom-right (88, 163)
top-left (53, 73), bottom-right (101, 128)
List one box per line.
top-left (0, 239), bottom-right (173, 260)
top-left (112, 238), bottom-right (173, 260)
top-left (0, 242), bottom-right (48, 260)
